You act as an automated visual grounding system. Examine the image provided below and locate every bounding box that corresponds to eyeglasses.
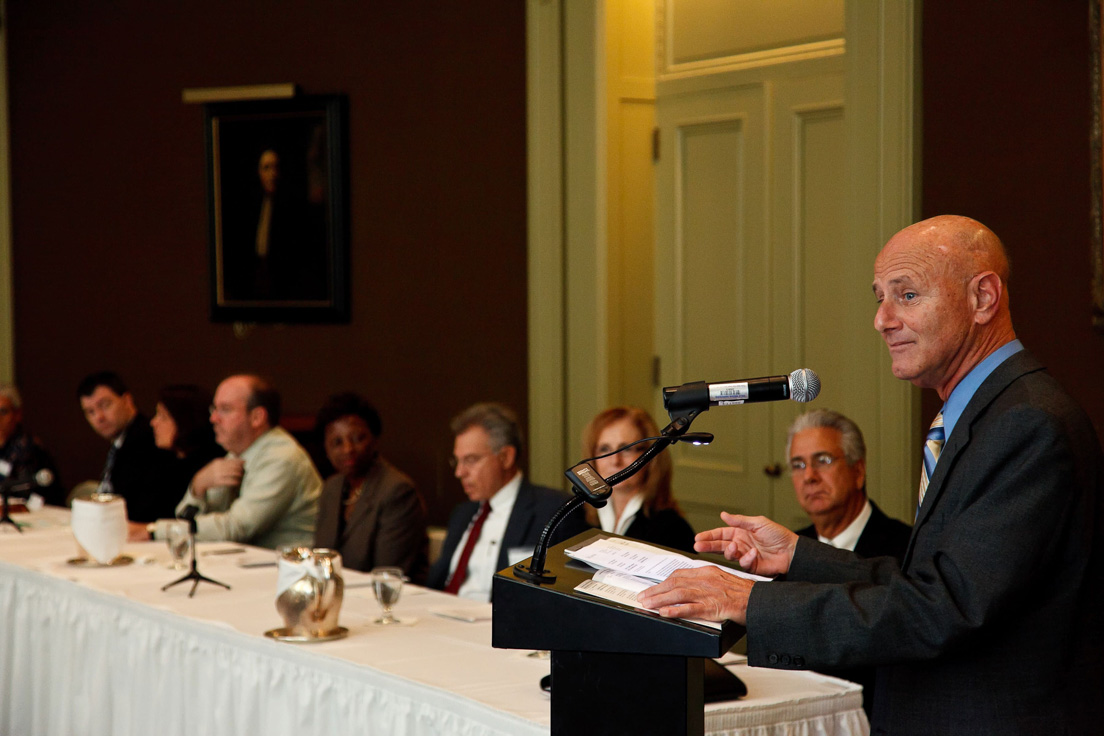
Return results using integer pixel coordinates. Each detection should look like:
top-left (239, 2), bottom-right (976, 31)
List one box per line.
top-left (448, 452), bottom-right (495, 470)
top-left (789, 452), bottom-right (840, 473)
top-left (209, 403), bottom-right (244, 417)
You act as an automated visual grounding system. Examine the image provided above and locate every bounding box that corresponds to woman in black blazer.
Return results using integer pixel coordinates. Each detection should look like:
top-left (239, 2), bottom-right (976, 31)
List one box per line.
top-left (581, 406), bottom-right (696, 553)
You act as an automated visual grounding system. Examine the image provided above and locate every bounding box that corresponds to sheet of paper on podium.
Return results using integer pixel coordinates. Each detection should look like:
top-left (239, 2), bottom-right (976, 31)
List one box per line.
top-left (565, 536), bottom-right (771, 628)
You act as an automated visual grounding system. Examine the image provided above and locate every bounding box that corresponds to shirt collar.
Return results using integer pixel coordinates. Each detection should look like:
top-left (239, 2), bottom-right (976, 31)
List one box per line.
top-left (597, 492), bottom-right (645, 536)
top-left (237, 426), bottom-right (280, 462)
top-left (818, 498), bottom-right (872, 551)
top-left (488, 471), bottom-right (522, 512)
top-left (941, 339), bottom-right (1024, 441)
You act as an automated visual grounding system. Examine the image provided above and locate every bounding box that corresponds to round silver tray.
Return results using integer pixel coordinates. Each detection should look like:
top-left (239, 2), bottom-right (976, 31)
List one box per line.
top-left (264, 626), bottom-right (349, 643)
top-left (66, 555), bottom-right (133, 567)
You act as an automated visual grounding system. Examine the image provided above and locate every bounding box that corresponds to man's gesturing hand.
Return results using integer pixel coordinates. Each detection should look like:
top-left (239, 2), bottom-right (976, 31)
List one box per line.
top-left (693, 512), bottom-right (798, 576)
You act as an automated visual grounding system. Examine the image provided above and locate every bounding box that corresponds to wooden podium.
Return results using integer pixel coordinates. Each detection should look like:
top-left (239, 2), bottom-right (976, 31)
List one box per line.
top-left (492, 529), bottom-right (746, 736)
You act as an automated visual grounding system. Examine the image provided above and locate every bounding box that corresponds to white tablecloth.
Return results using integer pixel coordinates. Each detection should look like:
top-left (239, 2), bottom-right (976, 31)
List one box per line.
top-left (0, 508), bottom-right (867, 736)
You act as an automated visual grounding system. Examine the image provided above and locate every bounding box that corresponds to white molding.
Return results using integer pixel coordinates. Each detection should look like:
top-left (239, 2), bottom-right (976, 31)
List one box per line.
top-left (660, 39), bottom-right (846, 81)
top-left (846, 0), bottom-right (921, 522)
top-left (526, 0), bottom-right (567, 487)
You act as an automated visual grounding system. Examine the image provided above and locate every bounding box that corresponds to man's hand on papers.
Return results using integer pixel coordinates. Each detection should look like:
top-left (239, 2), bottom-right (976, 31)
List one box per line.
top-left (637, 566), bottom-right (755, 625)
top-left (694, 512), bottom-right (798, 577)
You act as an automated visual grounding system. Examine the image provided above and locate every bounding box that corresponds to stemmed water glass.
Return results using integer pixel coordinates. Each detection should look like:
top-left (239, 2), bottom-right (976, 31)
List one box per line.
top-left (370, 567), bottom-right (404, 625)
top-left (165, 519), bottom-right (192, 570)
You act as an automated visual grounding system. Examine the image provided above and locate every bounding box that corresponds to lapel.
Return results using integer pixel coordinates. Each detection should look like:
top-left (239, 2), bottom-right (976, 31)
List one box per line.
top-left (904, 350), bottom-right (1044, 565)
top-left (500, 479), bottom-right (534, 555)
top-left (340, 459), bottom-right (384, 545)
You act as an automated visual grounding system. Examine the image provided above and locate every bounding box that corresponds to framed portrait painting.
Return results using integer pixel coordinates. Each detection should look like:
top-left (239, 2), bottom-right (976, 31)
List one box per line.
top-left (206, 95), bottom-right (349, 322)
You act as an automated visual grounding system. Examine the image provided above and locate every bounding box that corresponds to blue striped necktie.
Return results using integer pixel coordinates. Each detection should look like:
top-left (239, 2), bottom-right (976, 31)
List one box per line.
top-left (918, 411), bottom-right (945, 509)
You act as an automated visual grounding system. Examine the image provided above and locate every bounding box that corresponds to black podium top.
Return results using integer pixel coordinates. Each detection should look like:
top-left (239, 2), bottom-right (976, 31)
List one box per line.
top-left (492, 529), bottom-right (746, 657)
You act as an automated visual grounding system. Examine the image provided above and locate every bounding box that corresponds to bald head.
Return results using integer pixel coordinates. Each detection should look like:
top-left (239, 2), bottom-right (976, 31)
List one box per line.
top-left (873, 216), bottom-right (1017, 399)
top-left (894, 215), bottom-right (1010, 285)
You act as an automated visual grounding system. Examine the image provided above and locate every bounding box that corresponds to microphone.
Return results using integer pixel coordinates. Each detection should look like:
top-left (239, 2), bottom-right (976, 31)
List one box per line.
top-left (178, 504), bottom-right (201, 533)
top-left (663, 368), bottom-right (821, 414)
top-left (2, 468), bottom-right (56, 494)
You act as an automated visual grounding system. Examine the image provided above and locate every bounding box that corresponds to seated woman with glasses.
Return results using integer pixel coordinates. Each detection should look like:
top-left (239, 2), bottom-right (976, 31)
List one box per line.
top-left (312, 392), bottom-right (428, 581)
top-left (581, 406), bottom-right (696, 553)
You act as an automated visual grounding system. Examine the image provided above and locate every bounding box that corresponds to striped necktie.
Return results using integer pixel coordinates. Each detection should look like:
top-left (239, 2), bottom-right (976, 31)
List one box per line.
top-left (918, 411), bottom-right (945, 509)
top-left (99, 442), bottom-right (118, 494)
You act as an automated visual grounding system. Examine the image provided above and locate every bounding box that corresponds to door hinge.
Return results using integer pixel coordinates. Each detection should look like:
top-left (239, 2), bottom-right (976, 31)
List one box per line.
top-left (652, 127), bottom-right (660, 162)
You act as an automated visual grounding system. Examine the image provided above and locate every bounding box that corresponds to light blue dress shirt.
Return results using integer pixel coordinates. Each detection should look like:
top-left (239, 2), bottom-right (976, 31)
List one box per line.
top-left (939, 339), bottom-right (1024, 444)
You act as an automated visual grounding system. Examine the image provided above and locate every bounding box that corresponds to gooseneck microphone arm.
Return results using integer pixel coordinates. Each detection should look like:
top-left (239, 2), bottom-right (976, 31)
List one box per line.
top-left (513, 414), bottom-right (703, 584)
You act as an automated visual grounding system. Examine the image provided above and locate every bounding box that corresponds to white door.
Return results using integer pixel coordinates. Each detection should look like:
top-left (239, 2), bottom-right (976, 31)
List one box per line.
top-left (653, 0), bottom-right (919, 530)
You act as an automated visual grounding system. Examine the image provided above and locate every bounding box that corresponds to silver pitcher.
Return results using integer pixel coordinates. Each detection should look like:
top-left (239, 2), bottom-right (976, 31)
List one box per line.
top-left (275, 547), bottom-right (344, 637)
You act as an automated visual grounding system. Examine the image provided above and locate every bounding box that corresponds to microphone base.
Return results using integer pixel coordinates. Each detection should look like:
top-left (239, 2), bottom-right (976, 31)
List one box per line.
top-left (513, 562), bottom-right (556, 584)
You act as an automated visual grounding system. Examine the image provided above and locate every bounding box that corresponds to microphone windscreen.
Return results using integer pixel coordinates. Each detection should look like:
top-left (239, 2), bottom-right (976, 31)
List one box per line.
top-left (789, 369), bottom-right (821, 403)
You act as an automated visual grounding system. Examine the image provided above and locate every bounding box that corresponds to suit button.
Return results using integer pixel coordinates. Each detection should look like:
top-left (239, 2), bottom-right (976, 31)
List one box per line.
top-left (780, 654), bottom-right (791, 665)
top-left (793, 656), bottom-right (805, 667)
top-left (767, 653), bottom-right (779, 664)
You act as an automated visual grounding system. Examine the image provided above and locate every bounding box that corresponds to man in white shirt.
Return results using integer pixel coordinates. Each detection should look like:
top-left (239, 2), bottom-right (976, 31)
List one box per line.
top-left (139, 374), bottom-right (321, 549)
top-left (426, 402), bottom-right (589, 601)
top-left (787, 409), bottom-right (911, 562)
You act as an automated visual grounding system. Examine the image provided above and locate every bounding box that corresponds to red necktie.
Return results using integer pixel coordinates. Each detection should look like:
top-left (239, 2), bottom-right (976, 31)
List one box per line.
top-left (445, 502), bottom-right (491, 595)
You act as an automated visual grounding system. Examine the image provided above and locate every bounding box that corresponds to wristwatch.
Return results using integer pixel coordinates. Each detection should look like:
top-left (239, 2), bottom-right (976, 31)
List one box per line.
top-left (146, 522), bottom-right (157, 540)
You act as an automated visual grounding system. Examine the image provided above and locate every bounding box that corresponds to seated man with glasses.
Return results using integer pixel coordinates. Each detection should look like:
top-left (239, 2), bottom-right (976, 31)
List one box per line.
top-left (788, 409), bottom-right (911, 563)
top-left (787, 408), bottom-right (912, 717)
top-left (427, 402), bottom-right (590, 602)
top-left (134, 374), bottom-right (322, 549)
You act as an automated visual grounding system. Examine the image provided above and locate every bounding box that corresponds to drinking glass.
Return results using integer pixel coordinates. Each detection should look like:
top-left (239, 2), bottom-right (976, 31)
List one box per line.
top-left (370, 567), bottom-right (404, 625)
top-left (165, 519), bottom-right (192, 570)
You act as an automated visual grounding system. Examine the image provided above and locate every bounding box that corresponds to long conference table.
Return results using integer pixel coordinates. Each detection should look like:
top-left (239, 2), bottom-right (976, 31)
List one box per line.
top-left (0, 507), bottom-right (868, 736)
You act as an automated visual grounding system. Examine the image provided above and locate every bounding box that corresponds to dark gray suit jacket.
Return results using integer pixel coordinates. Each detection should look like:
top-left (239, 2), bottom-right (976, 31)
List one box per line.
top-left (795, 499), bottom-right (912, 565)
top-left (313, 455), bottom-right (428, 582)
top-left (747, 350), bottom-right (1104, 735)
top-left (426, 477), bottom-right (589, 592)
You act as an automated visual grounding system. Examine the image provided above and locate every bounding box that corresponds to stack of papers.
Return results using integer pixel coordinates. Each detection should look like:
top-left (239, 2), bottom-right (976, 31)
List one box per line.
top-left (565, 536), bottom-right (771, 629)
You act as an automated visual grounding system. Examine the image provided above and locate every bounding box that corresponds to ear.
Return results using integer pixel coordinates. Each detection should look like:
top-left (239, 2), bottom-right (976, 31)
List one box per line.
top-left (970, 271), bottom-right (1003, 325)
top-left (249, 406), bottom-right (269, 430)
top-left (123, 393), bottom-right (138, 413)
top-left (499, 444), bottom-right (517, 470)
top-left (852, 458), bottom-right (867, 492)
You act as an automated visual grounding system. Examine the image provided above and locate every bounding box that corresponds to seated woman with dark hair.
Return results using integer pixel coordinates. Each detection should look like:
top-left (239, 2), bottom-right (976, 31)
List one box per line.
top-left (582, 406), bottom-right (696, 553)
top-left (313, 392), bottom-right (428, 580)
top-left (150, 384), bottom-right (224, 499)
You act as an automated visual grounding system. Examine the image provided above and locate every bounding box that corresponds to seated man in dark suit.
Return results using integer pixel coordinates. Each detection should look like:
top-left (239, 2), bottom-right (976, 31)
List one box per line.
top-left (787, 408), bottom-right (912, 715)
top-left (0, 384), bottom-right (64, 506)
top-left (427, 402), bottom-right (589, 602)
top-left (77, 371), bottom-right (177, 522)
top-left (788, 409), bottom-right (911, 563)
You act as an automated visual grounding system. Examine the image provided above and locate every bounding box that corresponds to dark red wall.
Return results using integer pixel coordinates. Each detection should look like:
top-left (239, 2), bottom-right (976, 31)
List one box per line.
top-left (922, 0), bottom-right (1104, 438)
top-left (5, 2), bottom-right (528, 523)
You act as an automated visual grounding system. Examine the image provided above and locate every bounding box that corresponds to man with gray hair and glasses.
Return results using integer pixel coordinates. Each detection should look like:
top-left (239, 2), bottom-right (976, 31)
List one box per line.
top-left (787, 408), bottom-right (911, 715)
top-left (427, 402), bottom-right (589, 601)
top-left (787, 409), bottom-right (911, 563)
